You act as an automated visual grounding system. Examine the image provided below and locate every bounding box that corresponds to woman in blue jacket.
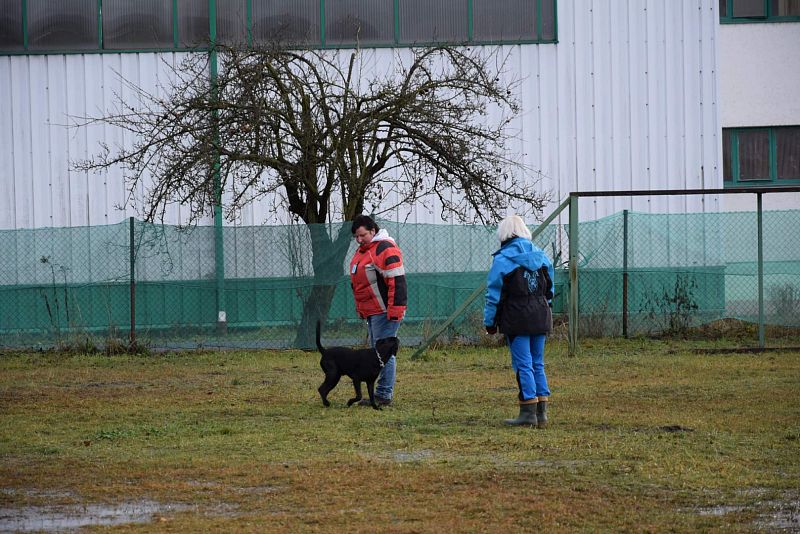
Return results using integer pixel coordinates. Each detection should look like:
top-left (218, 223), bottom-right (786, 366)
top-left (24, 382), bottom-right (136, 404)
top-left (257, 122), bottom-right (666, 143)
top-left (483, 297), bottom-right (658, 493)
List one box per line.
top-left (484, 215), bottom-right (554, 427)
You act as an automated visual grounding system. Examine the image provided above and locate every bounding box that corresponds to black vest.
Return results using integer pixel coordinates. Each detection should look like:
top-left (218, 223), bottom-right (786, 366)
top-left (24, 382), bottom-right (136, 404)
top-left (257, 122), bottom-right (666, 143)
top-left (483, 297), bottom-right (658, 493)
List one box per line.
top-left (497, 265), bottom-right (553, 336)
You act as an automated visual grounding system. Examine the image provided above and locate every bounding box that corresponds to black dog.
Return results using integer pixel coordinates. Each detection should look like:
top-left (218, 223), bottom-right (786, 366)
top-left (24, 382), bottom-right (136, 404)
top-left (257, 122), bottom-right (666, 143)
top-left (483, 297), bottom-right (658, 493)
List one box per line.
top-left (316, 321), bottom-right (399, 410)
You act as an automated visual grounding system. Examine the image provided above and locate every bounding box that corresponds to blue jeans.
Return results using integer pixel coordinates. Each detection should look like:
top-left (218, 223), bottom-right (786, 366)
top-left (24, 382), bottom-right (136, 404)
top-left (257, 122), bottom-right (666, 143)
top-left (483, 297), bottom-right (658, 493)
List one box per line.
top-left (366, 313), bottom-right (401, 400)
top-left (507, 334), bottom-right (550, 401)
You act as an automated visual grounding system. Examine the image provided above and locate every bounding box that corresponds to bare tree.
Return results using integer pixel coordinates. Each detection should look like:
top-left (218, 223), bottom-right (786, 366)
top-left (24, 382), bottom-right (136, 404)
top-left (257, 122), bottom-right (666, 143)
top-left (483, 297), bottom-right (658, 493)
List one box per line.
top-left (76, 43), bottom-right (549, 346)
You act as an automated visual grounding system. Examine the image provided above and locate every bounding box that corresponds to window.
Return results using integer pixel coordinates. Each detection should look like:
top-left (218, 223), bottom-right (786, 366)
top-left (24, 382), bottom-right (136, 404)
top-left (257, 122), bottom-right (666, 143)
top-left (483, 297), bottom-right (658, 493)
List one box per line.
top-left (103, 0), bottom-right (173, 49)
top-left (0, 0), bottom-right (23, 50)
top-left (324, 0), bottom-right (395, 46)
top-left (252, 0), bottom-right (321, 46)
top-left (473, 0), bottom-right (536, 42)
top-left (776, 128), bottom-right (800, 180)
top-left (399, 0), bottom-right (469, 44)
top-left (217, 0), bottom-right (248, 45)
top-left (720, 0), bottom-right (800, 22)
top-left (178, 0), bottom-right (210, 47)
top-left (772, 0), bottom-right (800, 15)
top-left (723, 126), bottom-right (800, 186)
top-left (0, 0), bottom-right (557, 54)
top-left (28, 0), bottom-right (97, 50)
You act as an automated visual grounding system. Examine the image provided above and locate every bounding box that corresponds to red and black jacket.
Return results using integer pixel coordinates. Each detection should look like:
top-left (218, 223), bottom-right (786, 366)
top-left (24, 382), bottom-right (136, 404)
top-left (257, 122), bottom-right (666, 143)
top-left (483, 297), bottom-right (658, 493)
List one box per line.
top-left (349, 234), bottom-right (407, 320)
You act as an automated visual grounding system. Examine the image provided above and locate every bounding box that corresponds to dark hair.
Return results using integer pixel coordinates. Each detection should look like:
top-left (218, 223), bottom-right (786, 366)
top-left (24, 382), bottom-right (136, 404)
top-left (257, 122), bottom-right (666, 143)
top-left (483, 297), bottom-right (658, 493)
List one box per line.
top-left (351, 214), bottom-right (379, 235)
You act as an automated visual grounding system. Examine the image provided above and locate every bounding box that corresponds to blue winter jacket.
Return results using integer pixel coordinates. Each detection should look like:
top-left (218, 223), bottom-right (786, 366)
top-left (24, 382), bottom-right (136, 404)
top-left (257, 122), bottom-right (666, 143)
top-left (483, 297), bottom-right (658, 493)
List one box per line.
top-left (483, 237), bottom-right (555, 330)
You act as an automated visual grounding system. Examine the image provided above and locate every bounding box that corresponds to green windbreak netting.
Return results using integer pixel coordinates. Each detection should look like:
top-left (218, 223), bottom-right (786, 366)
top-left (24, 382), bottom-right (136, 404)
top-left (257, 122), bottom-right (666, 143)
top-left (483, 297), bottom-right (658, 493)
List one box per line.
top-left (0, 210), bottom-right (798, 350)
top-left (572, 209), bottom-right (800, 337)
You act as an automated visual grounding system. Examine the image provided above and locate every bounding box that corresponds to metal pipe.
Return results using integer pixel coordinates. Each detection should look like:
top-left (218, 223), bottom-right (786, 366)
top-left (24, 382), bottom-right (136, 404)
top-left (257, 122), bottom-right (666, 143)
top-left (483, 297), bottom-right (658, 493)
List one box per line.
top-left (568, 195), bottom-right (579, 356)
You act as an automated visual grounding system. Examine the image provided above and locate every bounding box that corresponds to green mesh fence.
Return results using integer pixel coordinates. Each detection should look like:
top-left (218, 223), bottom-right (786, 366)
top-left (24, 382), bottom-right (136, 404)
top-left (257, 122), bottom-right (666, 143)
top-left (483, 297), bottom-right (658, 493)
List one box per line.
top-left (0, 209), bottom-right (798, 350)
top-left (571, 208), bottom-right (800, 339)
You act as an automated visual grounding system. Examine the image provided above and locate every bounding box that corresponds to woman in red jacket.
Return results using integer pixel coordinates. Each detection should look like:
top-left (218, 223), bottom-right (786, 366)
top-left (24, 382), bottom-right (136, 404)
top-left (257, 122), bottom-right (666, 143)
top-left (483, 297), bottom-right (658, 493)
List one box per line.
top-left (350, 215), bottom-right (407, 406)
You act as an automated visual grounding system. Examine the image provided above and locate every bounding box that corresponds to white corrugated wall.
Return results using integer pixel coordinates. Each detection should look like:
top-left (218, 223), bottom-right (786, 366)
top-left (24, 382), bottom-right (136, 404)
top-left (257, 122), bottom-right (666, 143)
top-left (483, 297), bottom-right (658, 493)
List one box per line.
top-left (0, 0), bottom-right (722, 230)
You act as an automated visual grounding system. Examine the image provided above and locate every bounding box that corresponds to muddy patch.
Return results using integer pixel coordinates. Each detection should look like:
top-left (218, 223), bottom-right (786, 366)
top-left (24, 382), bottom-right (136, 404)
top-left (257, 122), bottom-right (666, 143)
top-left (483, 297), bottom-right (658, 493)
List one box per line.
top-left (0, 500), bottom-right (203, 532)
top-left (694, 491), bottom-right (800, 532)
top-left (754, 498), bottom-right (800, 531)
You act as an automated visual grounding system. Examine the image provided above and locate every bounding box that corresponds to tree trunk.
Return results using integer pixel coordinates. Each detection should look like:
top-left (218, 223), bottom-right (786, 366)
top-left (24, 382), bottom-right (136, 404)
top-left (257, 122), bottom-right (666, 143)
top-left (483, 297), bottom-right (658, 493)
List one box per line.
top-left (292, 223), bottom-right (354, 349)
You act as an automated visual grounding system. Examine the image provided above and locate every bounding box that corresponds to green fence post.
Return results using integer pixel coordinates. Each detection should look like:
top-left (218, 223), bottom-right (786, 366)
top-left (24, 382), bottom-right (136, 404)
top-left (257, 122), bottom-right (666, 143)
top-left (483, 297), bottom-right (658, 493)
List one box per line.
top-left (210, 0), bottom-right (227, 335)
top-left (568, 194), bottom-right (579, 357)
top-left (129, 217), bottom-right (136, 346)
top-left (623, 209), bottom-right (629, 338)
top-left (757, 193), bottom-right (764, 348)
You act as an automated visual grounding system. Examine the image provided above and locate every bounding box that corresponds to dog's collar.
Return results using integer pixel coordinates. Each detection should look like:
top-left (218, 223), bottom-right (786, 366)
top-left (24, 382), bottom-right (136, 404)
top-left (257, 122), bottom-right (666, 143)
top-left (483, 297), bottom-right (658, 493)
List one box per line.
top-left (375, 348), bottom-right (385, 368)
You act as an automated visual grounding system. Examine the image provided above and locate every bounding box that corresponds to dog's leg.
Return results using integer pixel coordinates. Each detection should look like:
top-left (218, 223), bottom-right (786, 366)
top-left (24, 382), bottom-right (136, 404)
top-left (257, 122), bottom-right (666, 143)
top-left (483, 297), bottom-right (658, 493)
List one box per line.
top-left (366, 381), bottom-right (381, 410)
top-left (318, 372), bottom-right (341, 407)
top-left (347, 381), bottom-right (364, 407)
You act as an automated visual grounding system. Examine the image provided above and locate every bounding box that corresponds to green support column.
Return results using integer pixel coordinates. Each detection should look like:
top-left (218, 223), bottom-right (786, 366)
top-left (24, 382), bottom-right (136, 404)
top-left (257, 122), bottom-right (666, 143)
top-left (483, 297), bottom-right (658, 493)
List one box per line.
top-left (129, 217), bottom-right (136, 346)
top-left (757, 193), bottom-right (764, 348)
top-left (210, 0), bottom-right (227, 335)
top-left (568, 194), bottom-right (579, 356)
top-left (622, 209), bottom-right (629, 338)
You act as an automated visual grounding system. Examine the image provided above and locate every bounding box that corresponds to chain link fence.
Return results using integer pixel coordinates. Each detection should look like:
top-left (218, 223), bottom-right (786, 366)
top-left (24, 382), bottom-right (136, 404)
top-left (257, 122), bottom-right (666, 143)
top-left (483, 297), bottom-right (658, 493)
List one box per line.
top-left (567, 192), bottom-right (800, 349)
top-left (1, 191), bottom-right (798, 351)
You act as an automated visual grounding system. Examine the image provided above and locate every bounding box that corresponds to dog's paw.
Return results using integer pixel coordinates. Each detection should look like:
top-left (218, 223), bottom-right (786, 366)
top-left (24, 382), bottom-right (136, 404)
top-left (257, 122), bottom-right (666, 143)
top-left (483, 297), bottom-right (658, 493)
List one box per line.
top-left (372, 405), bottom-right (382, 411)
top-left (322, 399), bottom-right (331, 407)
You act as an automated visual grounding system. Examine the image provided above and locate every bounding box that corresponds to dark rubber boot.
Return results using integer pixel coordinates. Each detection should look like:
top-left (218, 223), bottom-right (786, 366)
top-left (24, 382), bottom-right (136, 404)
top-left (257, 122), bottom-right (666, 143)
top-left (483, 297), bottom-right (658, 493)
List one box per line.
top-left (536, 400), bottom-right (548, 428)
top-left (504, 402), bottom-right (538, 426)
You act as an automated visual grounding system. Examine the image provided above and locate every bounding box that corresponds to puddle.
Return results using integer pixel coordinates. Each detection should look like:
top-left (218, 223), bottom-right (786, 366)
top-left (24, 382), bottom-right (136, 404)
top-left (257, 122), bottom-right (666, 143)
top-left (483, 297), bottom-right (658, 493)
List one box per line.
top-left (696, 504), bottom-right (746, 516)
top-left (393, 449), bottom-right (434, 463)
top-left (755, 499), bottom-right (800, 531)
top-left (694, 496), bottom-right (800, 531)
top-left (0, 500), bottom-right (192, 532)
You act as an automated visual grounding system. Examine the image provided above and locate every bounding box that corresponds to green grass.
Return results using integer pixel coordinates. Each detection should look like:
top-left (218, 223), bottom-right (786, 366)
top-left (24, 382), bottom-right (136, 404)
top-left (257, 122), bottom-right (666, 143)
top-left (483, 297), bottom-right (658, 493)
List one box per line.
top-left (1, 339), bottom-right (799, 532)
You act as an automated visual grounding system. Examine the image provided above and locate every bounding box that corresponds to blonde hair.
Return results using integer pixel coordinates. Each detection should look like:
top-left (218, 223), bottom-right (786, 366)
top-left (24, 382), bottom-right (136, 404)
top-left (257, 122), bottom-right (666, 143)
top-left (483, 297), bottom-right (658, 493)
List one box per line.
top-left (496, 214), bottom-right (532, 242)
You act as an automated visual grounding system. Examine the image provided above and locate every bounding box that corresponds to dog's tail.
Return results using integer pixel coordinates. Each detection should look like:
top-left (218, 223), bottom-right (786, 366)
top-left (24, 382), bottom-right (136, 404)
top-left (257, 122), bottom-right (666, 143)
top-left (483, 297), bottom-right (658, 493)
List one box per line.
top-left (315, 320), bottom-right (324, 352)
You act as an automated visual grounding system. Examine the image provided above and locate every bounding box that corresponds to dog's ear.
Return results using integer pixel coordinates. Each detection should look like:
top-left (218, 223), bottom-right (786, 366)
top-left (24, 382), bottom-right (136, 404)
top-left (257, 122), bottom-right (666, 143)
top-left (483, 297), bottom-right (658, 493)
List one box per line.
top-left (377, 337), bottom-right (399, 357)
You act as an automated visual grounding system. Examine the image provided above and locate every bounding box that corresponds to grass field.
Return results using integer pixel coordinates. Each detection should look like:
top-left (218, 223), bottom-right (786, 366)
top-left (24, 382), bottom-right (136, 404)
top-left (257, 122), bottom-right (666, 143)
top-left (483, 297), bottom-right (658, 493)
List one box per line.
top-left (1, 338), bottom-right (799, 532)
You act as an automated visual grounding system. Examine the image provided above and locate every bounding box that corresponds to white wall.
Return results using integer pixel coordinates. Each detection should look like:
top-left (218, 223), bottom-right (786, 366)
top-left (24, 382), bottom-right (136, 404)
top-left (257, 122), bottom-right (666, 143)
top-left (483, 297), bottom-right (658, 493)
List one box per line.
top-left (719, 22), bottom-right (800, 127)
top-left (0, 0), bottom-right (723, 230)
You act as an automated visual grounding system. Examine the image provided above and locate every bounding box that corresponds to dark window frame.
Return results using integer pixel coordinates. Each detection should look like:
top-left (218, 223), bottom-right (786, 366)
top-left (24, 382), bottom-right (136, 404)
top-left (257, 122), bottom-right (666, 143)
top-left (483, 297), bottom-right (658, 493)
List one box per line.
top-left (723, 126), bottom-right (800, 188)
top-left (0, 0), bottom-right (558, 55)
top-left (720, 0), bottom-right (800, 23)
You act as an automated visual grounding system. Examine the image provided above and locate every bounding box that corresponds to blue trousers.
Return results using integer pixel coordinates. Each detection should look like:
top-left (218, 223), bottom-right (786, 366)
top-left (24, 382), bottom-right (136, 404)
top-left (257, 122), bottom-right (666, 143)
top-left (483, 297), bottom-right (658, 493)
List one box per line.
top-left (507, 334), bottom-right (550, 401)
top-left (366, 313), bottom-right (401, 400)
